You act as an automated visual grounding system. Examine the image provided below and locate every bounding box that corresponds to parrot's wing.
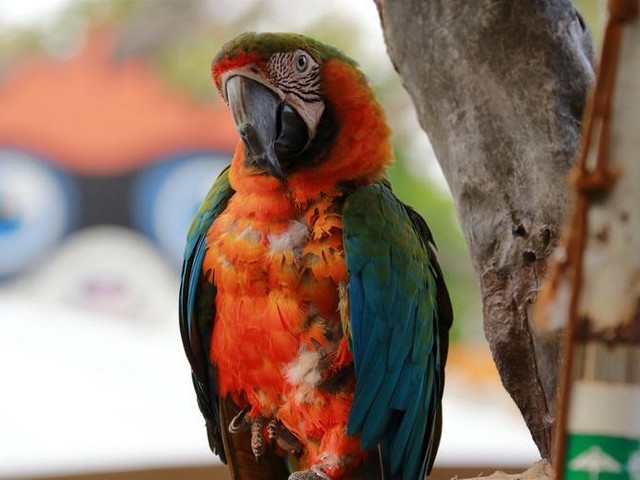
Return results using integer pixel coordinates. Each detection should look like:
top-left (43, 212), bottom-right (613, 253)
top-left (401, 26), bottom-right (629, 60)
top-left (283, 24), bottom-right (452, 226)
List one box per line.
top-left (179, 166), bottom-right (234, 462)
top-left (343, 182), bottom-right (453, 480)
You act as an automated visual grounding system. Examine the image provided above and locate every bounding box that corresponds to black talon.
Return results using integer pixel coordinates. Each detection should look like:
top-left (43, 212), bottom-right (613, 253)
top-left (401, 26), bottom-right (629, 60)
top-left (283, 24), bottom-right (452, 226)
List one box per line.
top-left (228, 404), bottom-right (251, 434)
top-left (276, 425), bottom-right (304, 456)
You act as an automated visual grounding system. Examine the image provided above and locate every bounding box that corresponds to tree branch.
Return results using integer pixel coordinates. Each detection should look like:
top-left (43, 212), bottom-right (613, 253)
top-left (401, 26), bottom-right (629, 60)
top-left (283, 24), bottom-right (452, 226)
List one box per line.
top-left (375, 0), bottom-right (594, 457)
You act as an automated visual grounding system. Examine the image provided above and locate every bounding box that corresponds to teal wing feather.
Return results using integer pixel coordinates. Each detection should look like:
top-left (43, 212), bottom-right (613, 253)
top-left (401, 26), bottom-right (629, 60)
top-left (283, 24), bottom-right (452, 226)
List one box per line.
top-left (343, 182), bottom-right (452, 480)
top-left (179, 166), bottom-right (234, 462)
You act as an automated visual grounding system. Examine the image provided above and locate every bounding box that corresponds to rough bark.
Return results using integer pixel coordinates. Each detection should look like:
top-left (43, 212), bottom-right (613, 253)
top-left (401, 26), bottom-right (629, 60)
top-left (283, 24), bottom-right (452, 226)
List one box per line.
top-left (375, 0), bottom-right (595, 458)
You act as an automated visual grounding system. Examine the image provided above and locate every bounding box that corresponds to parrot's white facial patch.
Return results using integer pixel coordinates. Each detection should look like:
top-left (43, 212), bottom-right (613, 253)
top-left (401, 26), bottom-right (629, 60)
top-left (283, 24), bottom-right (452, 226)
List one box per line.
top-left (268, 220), bottom-right (309, 253)
top-left (284, 348), bottom-right (322, 387)
top-left (267, 50), bottom-right (325, 138)
top-left (220, 51), bottom-right (325, 139)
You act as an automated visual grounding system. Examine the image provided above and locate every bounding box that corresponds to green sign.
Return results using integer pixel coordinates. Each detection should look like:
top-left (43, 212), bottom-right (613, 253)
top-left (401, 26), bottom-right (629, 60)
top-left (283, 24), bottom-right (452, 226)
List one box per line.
top-left (565, 434), bottom-right (640, 480)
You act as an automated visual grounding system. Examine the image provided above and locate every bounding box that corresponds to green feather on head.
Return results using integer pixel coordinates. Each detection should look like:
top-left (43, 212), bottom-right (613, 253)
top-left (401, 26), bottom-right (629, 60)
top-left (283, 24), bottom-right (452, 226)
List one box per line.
top-left (214, 31), bottom-right (357, 66)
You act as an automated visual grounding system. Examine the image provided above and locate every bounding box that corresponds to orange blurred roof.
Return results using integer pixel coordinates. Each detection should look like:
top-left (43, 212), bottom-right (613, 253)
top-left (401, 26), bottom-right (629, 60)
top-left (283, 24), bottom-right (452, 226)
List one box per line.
top-left (0, 32), bottom-right (238, 175)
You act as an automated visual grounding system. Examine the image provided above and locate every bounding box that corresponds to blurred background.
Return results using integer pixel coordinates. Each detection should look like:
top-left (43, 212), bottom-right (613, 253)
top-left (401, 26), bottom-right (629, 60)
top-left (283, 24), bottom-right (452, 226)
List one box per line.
top-left (0, 1), bottom-right (601, 478)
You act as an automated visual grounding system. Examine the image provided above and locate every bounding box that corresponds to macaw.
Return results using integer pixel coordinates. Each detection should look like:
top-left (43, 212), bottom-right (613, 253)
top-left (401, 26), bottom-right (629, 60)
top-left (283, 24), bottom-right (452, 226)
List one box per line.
top-left (179, 32), bottom-right (453, 480)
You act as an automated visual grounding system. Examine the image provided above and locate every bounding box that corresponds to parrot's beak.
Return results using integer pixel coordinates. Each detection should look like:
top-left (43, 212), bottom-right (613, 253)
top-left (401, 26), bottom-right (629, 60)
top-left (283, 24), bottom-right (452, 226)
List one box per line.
top-left (226, 75), bottom-right (309, 180)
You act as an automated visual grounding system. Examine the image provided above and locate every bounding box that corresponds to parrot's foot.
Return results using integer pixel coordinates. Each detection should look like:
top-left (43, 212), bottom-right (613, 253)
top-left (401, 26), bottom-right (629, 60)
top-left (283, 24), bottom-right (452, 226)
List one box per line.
top-left (251, 417), bottom-right (267, 460)
top-left (228, 404), bottom-right (251, 433)
top-left (252, 418), bottom-right (304, 459)
top-left (267, 419), bottom-right (303, 456)
top-left (266, 419), bottom-right (279, 442)
top-left (288, 467), bottom-right (331, 480)
top-left (227, 407), bottom-right (304, 460)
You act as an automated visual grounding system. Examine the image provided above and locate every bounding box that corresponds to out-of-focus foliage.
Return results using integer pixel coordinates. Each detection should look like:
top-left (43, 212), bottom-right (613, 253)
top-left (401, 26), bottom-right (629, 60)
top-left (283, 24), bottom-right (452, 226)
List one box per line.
top-left (574, 0), bottom-right (604, 44)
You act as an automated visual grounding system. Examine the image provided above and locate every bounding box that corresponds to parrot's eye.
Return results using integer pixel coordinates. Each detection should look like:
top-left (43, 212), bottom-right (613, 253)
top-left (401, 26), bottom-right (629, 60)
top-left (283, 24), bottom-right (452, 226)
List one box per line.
top-left (294, 53), bottom-right (309, 73)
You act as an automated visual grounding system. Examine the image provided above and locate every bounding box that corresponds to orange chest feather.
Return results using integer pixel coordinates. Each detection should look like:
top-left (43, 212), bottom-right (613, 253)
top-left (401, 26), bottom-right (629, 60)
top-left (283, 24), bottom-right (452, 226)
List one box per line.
top-left (204, 190), bottom-right (350, 405)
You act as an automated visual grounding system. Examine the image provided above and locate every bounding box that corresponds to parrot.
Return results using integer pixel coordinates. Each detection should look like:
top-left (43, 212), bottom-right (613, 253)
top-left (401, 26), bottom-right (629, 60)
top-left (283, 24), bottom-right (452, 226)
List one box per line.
top-left (179, 32), bottom-right (453, 480)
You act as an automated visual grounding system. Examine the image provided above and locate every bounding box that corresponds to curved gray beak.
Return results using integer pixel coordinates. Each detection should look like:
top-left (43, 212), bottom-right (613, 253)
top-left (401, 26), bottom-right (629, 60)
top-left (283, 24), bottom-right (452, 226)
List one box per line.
top-left (225, 75), bottom-right (308, 180)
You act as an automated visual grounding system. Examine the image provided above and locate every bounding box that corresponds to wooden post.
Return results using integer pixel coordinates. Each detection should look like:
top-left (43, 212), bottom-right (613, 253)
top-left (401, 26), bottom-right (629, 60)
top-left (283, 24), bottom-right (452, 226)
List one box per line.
top-left (535, 1), bottom-right (640, 478)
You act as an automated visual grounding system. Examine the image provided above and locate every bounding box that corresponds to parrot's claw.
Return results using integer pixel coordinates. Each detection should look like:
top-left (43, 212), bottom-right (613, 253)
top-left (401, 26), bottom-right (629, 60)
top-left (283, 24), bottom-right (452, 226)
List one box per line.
top-left (228, 409), bottom-right (304, 460)
top-left (269, 420), bottom-right (303, 455)
top-left (267, 419), bottom-right (279, 443)
top-left (228, 404), bottom-right (251, 433)
top-left (288, 467), bottom-right (331, 480)
top-left (251, 417), bottom-right (268, 460)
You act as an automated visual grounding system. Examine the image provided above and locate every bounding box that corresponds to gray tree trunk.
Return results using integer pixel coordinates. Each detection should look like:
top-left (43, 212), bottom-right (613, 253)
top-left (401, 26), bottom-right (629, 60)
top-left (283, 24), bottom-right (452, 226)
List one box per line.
top-left (375, 0), bottom-right (595, 458)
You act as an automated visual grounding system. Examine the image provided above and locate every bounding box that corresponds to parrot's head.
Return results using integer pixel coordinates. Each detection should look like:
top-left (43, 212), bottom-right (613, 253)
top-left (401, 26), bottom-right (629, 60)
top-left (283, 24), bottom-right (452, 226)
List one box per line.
top-left (212, 32), bottom-right (391, 188)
